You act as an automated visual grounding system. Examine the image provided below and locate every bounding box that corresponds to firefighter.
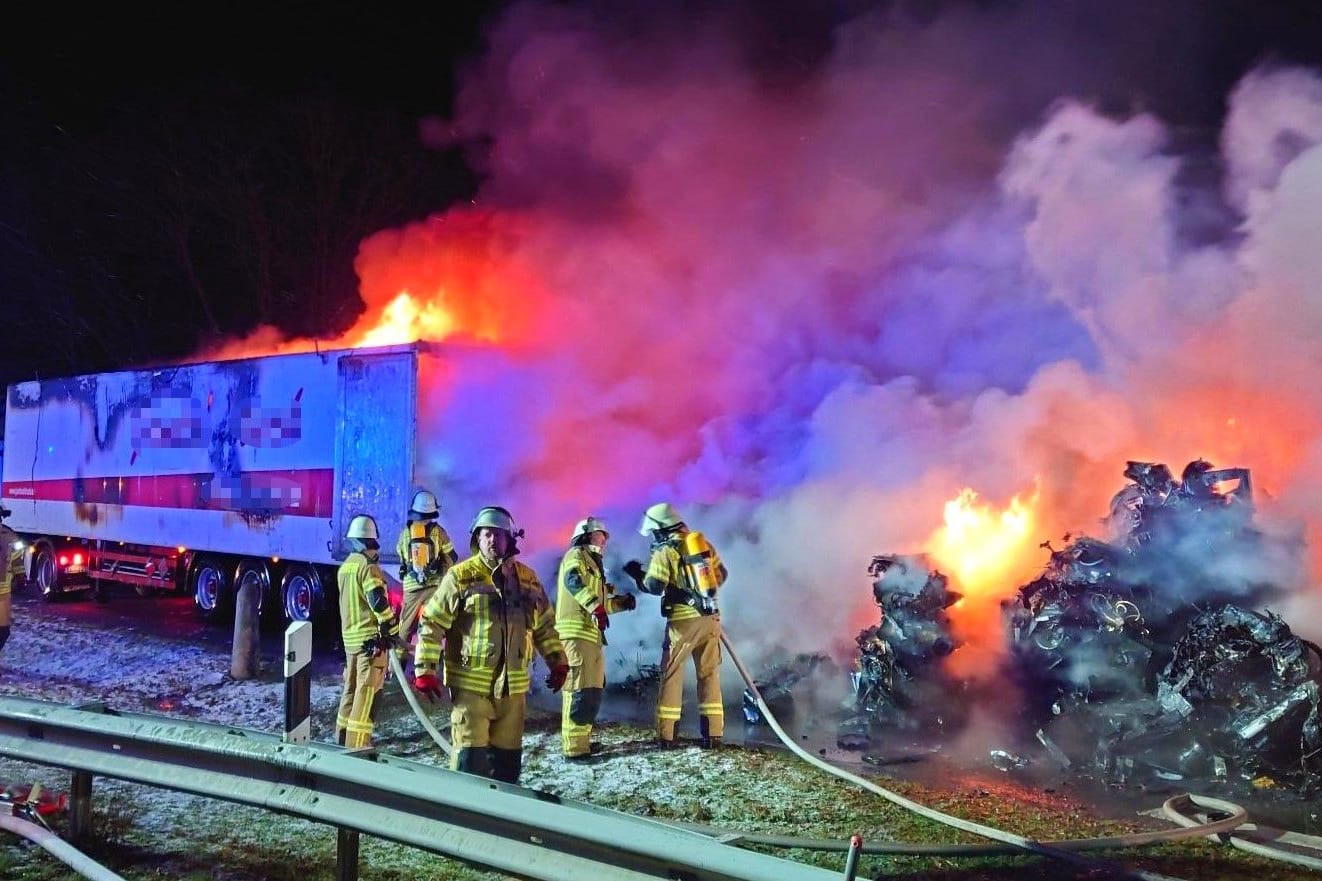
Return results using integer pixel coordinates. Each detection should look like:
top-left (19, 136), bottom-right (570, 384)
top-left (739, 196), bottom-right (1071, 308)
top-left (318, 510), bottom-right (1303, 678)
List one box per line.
top-left (335, 514), bottom-right (401, 749)
top-left (555, 516), bottom-right (637, 759)
top-left (395, 489), bottom-right (457, 654)
top-left (412, 506), bottom-right (569, 783)
top-left (623, 502), bottom-right (728, 749)
top-left (0, 507), bottom-right (24, 660)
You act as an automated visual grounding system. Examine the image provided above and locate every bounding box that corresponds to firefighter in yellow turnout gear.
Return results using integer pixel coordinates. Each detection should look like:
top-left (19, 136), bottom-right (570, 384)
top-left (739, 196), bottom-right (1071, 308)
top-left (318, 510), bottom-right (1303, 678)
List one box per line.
top-left (625, 502), bottom-right (728, 749)
top-left (0, 506), bottom-right (26, 661)
top-left (413, 507), bottom-right (569, 783)
top-left (555, 517), bottom-right (637, 758)
top-left (395, 489), bottom-right (457, 652)
top-left (335, 514), bottom-right (402, 749)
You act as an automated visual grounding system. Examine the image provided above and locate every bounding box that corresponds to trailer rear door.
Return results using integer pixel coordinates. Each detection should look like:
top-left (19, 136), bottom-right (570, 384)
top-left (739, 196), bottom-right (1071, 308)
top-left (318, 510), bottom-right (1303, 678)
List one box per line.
top-left (332, 350), bottom-right (417, 562)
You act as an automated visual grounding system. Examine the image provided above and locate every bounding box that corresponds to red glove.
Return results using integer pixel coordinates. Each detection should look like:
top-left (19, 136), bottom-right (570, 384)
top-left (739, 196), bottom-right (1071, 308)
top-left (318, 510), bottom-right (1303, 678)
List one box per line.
top-left (414, 673), bottom-right (444, 703)
top-left (593, 605), bottom-right (610, 631)
top-left (546, 663), bottom-right (570, 693)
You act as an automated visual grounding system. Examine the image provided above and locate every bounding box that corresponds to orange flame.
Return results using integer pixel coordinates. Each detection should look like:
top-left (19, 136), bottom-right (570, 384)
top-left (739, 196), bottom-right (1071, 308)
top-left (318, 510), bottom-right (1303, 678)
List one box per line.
top-left (349, 289), bottom-right (458, 349)
top-left (925, 482), bottom-right (1045, 675)
top-left (194, 209), bottom-right (539, 362)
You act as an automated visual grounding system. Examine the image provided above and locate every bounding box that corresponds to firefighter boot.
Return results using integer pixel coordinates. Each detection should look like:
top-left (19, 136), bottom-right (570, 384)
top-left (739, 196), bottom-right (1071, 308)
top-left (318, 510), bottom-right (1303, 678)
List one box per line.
top-left (452, 747), bottom-right (494, 779)
top-left (701, 736), bottom-right (723, 750)
top-left (491, 748), bottom-right (523, 784)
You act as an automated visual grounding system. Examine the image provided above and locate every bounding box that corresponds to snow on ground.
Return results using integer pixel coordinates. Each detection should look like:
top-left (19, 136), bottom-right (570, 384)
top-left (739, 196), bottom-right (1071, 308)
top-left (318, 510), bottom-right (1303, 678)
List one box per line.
top-left (2, 615), bottom-right (344, 730)
top-left (4, 599), bottom-right (1316, 881)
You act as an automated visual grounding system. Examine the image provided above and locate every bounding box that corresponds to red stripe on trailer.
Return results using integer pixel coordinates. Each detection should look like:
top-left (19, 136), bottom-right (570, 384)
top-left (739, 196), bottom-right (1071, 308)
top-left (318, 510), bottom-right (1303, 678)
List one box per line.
top-left (2, 468), bottom-right (335, 519)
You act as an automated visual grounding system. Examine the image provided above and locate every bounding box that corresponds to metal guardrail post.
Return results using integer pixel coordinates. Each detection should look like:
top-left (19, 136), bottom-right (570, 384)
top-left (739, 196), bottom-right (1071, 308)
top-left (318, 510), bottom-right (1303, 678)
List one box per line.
top-left (0, 696), bottom-right (842, 881)
top-left (336, 827), bottom-right (360, 881)
top-left (69, 770), bottom-right (93, 843)
top-left (284, 621), bottom-right (312, 743)
top-left (842, 835), bottom-right (862, 880)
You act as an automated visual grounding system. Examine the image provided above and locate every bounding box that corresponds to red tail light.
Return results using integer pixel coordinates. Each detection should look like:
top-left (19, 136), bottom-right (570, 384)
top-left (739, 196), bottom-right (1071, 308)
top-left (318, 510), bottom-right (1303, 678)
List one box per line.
top-left (72, 552), bottom-right (84, 566)
top-left (58, 555), bottom-right (68, 566)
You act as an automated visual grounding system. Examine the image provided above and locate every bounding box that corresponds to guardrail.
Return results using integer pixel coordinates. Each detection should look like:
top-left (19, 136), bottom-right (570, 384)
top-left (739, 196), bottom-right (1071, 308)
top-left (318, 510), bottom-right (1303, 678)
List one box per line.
top-left (0, 696), bottom-right (842, 881)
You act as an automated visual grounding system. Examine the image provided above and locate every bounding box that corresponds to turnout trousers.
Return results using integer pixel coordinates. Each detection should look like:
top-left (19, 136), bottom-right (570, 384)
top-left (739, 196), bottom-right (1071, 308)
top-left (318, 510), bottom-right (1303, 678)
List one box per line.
top-left (449, 687), bottom-right (528, 783)
top-left (656, 615), bottom-right (724, 742)
top-left (336, 650), bottom-right (387, 748)
top-left (0, 590), bottom-right (11, 658)
top-left (398, 585), bottom-right (437, 651)
top-left (560, 637), bottom-right (606, 757)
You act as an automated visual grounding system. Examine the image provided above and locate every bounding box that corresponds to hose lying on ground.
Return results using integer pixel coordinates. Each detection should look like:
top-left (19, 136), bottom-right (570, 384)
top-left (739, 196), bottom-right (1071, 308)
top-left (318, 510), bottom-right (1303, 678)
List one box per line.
top-left (0, 814), bottom-right (127, 881)
top-left (721, 630), bottom-right (1191, 881)
top-left (721, 629), bottom-right (1322, 875)
top-left (673, 792), bottom-right (1247, 855)
top-left (389, 651), bottom-right (452, 755)
top-left (1162, 792), bottom-right (1322, 871)
top-left (388, 625), bottom-right (1312, 875)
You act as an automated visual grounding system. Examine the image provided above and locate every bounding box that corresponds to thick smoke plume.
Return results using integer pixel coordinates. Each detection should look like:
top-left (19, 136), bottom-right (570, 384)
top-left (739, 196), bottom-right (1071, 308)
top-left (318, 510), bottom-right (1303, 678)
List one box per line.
top-left (213, 2), bottom-right (1322, 677)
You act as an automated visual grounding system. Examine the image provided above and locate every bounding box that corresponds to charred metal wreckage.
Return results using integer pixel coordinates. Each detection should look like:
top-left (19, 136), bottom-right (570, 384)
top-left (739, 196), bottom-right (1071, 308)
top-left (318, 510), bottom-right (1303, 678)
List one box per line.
top-left (751, 554), bottom-right (967, 751)
top-left (744, 458), bottom-right (1320, 793)
top-left (839, 555), bottom-right (966, 745)
top-left (1003, 459), bottom-right (1321, 792)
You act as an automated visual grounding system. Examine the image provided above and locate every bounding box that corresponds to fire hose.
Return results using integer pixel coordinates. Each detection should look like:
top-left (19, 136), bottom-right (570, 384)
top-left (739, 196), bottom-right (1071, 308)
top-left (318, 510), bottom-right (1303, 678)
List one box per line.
top-left (0, 814), bottom-right (126, 881)
top-left (719, 631), bottom-right (1189, 880)
top-left (721, 628), bottom-right (1322, 873)
top-left (672, 794), bottom-right (1249, 856)
top-left (388, 627), bottom-right (1320, 875)
top-left (1161, 793), bottom-right (1322, 871)
top-left (389, 650), bottom-right (452, 755)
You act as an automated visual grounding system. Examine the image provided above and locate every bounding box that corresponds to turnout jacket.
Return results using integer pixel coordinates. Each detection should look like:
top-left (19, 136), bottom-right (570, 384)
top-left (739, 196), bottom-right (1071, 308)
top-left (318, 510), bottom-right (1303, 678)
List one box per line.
top-left (555, 546), bottom-right (632, 644)
top-left (415, 553), bottom-right (566, 697)
top-left (337, 551), bottom-right (397, 653)
top-left (0, 525), bottom-right (21, 597)
top-left (643, 539), bottom-right (727, 622)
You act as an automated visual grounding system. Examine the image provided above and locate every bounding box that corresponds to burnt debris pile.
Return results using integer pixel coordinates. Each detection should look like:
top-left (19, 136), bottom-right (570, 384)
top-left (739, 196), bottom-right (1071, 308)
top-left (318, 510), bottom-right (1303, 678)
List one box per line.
top-left (836, 554), bottom-right (967, 748)
top-left (741, 651), bottom-right (836, 726)
top-left (1002, 459), bottom-right (1322, 792)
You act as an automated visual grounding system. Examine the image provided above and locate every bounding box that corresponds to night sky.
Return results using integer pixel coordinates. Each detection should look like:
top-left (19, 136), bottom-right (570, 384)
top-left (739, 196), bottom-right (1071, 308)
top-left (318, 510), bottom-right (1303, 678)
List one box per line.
top-left (3, 0), bottom-right (1322, 391)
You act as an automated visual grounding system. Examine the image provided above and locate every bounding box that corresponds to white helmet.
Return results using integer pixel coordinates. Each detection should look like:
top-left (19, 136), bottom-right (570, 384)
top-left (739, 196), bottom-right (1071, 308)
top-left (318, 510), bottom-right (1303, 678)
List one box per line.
top-left (570, 516), bottom-right (610, 546)
top-left (410, 489), bottom-right (440, 517)
top-left (639, 502), bottom-right (684, 536)
top-left (346, 514), bottom-right (379, 541)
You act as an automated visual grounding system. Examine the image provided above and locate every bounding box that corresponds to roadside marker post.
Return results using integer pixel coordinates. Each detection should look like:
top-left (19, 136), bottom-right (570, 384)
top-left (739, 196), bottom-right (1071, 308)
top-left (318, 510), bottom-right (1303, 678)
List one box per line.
top-left (284, 621), bottom-right (313, 744)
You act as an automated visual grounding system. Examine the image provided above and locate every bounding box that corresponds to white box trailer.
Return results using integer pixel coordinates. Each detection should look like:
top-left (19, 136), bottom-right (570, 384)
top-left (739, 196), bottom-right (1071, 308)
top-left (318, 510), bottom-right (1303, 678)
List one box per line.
top-left (1, 344), bottom-right (419, 622)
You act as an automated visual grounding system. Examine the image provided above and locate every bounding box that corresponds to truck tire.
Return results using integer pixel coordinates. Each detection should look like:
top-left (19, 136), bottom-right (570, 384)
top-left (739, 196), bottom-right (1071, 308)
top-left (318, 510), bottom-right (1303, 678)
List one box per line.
top-left (281, 564), bottom-right (324, 623)
top-left (234, 560), bottom-right (269, 619)
top-left (32, 546), bottom-right (59, 602)
top-left (192, 558), bottom-right (232, 623)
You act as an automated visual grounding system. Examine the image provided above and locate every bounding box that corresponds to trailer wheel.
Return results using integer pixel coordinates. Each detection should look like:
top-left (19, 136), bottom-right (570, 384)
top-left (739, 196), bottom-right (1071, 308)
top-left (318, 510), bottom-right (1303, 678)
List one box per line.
top-left (192, 558), bottom-right (232, 623)
top-left (281, 564), bottom-right (323, 623)
top-left (32, 546), bottom-right (59, 601)
top-left (234, 560), bottom-right (269, 617)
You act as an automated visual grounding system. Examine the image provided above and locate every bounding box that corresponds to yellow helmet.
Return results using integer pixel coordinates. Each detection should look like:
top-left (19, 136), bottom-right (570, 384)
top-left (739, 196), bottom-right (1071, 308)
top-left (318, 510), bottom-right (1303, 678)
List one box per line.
top-left (639, 502), bottom-right (684, 536)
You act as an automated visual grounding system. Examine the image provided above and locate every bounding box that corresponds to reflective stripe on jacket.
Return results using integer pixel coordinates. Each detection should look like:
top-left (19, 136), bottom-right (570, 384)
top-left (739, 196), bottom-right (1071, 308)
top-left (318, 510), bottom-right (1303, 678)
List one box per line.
top-left (556, 546), bottom-right (606, 643)
top-left (415, 553), bottom-right (565, 697)
top-left (338, 552), bottom-right (395, 651)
